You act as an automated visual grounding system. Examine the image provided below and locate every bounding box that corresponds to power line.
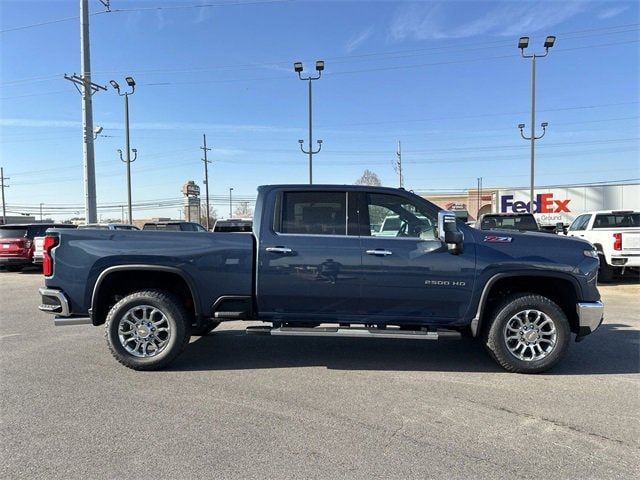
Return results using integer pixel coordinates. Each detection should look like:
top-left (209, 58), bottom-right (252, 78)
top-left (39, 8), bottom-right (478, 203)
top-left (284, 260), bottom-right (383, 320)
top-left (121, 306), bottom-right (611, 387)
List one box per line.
top-left (0, 0), bottom-right (289, 34)
top-left (3, 22), bottom-right (638, 87)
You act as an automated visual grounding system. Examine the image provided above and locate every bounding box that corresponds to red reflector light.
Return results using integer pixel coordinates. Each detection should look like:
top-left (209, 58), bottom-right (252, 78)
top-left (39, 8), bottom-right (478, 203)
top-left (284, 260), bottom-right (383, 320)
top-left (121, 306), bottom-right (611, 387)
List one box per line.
top-left (613, 233), bottom-right (622, 251)
top-left (43, 235), bottom-right (58, 277)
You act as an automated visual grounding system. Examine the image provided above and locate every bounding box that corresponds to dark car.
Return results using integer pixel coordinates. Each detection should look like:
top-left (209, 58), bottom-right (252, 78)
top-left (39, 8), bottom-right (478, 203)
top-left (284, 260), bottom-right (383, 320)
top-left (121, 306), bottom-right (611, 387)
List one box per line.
top-left (475, 213), bottom-right (540, 232)
top-left (1, 223), bottom-right (76, 272)
top-left (212, 218), bottom-right (253, 232)
top-left (142, 221), bottom-right (208, 232)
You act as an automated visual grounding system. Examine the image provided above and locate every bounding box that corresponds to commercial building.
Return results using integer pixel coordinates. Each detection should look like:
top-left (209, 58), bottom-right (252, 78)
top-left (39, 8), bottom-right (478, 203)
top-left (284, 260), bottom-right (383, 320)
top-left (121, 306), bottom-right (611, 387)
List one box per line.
top-left (421, 182), bottom-right (640, 226)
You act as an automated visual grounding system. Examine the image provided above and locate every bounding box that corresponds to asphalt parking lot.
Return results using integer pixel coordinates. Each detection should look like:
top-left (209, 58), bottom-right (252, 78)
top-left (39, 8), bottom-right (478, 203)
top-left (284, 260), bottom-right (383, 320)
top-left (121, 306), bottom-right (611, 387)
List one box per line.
top-left (1, 269), bottom-right (638, 479)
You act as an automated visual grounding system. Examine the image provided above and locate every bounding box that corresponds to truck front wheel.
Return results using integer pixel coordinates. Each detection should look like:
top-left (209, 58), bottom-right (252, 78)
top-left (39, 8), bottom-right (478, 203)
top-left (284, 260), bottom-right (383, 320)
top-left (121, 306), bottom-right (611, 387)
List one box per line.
top-left (483, 293), bottom-right (570, 374)
top-left (104, 290), bottom-right (191, 370)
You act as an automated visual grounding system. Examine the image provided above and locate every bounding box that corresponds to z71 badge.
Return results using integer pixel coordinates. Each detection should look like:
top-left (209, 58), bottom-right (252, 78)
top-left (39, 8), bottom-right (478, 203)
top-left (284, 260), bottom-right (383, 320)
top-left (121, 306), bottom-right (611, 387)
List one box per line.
top-left (484, 235), bottom-right (513, 243)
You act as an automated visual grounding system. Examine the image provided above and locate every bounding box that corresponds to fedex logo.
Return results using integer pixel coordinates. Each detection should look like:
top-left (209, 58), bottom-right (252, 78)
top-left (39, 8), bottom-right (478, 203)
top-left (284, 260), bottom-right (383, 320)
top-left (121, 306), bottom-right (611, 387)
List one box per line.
top-left (501, 194), bottom-right (571, 214)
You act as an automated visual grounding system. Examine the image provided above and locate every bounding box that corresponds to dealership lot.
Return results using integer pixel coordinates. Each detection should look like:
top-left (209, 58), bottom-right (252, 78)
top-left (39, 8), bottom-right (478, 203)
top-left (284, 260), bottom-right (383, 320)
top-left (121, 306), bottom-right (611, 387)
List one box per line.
top-left (1, 270), bottom-right (638, 479)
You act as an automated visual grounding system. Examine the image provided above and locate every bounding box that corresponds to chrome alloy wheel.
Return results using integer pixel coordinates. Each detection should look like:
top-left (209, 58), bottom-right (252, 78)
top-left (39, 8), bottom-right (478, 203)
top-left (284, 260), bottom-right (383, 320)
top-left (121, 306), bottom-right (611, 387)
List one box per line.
top-left (503, 309), bottom-right (557, 362)
top-left (118, 305), bottom-right (171, 358)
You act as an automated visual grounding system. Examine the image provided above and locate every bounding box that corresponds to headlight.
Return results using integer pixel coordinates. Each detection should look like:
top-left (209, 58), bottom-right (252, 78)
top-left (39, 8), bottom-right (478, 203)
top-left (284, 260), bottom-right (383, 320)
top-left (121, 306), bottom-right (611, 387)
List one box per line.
top-left (583, 249), bottom-right (599, 259)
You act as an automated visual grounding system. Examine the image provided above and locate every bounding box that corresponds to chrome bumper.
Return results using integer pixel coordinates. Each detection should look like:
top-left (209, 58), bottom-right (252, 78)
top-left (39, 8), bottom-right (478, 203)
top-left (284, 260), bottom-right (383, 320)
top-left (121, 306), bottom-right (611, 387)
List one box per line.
top-left (39, 288), bottom-right (71, 316)
top-left (576, 301), bottom-right (604, 336)
top-left (38, 288), bottom-right (91, 326)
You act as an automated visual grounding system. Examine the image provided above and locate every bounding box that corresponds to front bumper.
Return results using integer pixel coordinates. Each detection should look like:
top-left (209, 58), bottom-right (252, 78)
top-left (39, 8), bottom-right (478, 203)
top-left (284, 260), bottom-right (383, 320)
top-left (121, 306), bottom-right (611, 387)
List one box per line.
top-left (576, 301), bottom-right (604, 338)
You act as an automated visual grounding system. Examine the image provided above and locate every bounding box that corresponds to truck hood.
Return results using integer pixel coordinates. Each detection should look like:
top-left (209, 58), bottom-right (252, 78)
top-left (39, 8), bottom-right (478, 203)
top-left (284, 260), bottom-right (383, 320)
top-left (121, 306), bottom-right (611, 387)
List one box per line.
top-left (470, 227), bottom-right (596, 276)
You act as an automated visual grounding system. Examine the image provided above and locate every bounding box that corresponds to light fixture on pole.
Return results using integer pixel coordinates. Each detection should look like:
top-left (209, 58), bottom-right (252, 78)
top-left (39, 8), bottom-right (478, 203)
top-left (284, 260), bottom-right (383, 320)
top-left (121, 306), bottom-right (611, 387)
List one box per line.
top-left (294, 60), bottom-right (324, 184)
top-left (517, 35), bottom-right (555, 213)
top-left (111, 76), bottom-right (137, 224)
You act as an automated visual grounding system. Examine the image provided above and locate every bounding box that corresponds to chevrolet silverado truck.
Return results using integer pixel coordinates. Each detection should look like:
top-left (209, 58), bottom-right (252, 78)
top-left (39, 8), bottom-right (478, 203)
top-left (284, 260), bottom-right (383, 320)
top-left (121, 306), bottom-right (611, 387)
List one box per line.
top-left (38, 185), bottom-right (604, 373)
top-left (564, 210), bottom-right (640, 282)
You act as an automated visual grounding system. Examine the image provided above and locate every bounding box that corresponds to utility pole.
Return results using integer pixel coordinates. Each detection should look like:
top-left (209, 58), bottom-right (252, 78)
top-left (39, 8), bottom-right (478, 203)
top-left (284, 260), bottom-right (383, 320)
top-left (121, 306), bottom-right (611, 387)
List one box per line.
top-left (62, 0), bottom-right (109, 224)
top-left (476, 177), bottom-right (483, 219)
top-left (517, 34), bottom-right (556, 212)
top-left (200, 134), bottom-right (212, 230)
top-left (395, 141), bottom-right (404, 188)
top-left (294, 60), bottom-right (324, 184)
top-left (39, 203), bottom-right (44, 222)
top-left (0, 168), bottom-right (8, 225)
top-left (229, 188), bottom-right (234, 218)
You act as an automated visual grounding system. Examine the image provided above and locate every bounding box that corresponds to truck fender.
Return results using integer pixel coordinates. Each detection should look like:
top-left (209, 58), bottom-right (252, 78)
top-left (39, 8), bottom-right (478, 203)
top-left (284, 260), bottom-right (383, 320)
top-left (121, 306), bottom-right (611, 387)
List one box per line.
top-left (90, 265), bottom-right (202, 321)
top-left (470, 271), bottom-right (581, 337)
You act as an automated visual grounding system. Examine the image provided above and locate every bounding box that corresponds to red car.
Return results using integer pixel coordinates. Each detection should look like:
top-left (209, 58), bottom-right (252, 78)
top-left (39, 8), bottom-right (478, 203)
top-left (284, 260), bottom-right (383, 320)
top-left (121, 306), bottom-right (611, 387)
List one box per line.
top-left (0, 224), bottom-right (76, 272)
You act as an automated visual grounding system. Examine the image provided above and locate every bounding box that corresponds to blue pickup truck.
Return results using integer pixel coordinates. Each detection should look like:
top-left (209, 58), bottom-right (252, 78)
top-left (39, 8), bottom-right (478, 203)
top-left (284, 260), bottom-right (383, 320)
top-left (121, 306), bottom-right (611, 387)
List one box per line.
top-left (38, 185), bottom-right (604, 373)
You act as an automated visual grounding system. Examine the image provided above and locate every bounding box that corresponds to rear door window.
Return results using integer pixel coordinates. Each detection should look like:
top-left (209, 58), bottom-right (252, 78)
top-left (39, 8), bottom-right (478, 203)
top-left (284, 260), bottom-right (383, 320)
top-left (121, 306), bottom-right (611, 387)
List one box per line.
top-left (277, 191), bottom-right (347, 235)
top-left (569, 214), bottom-right (591, 231)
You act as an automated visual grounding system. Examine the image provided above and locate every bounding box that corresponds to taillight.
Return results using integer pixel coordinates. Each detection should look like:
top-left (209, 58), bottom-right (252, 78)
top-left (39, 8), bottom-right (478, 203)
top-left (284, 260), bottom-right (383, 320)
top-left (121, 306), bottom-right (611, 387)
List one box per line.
top-left (613, 233), bottom-right (622, 251)
top-left (43, 235), bottom-right (58, 277)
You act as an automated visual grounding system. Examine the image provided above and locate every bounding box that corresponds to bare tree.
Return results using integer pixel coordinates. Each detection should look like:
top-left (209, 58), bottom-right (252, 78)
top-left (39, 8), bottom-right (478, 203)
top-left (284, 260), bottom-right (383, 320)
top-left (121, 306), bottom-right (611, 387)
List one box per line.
top-left (200, 205), bottom-right (217, 228)
top-left (355, 169), bottom-right (382, 186)
top-left (234, 201), bottom-right (253, 218)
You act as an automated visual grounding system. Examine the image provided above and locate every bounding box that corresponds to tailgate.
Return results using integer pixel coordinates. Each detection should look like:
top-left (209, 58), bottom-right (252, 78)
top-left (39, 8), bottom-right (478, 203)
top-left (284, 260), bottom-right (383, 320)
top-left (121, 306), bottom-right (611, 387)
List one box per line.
top-left (622, 231), bottom-right (640, 251)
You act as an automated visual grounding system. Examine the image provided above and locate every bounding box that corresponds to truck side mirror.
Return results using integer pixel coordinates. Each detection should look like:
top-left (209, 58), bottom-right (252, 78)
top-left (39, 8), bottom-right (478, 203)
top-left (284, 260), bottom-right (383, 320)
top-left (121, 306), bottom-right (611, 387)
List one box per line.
top-left (438, 211), bottom-right (463, 254)
top-left (555, 222), bottom-right (566, 235)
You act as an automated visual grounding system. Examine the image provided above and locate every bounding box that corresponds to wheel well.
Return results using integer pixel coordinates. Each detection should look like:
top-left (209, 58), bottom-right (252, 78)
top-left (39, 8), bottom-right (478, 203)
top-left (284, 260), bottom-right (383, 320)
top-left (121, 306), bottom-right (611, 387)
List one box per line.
top-left (480, 276), bottom-right (579, 334)
top-left (92, 270), bottom-right (197, 326)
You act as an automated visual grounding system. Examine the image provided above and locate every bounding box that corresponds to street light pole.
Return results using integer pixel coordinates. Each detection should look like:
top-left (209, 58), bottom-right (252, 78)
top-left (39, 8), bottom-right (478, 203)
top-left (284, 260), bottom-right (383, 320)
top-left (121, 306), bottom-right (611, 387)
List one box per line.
top-left (294, 60), bottom-right (324, 184)
top-left (111, 77), bottom-right (137, 224)
top-left (229, 188), bottom-right (234, 218)
top-left (517, 35), bottom-right (555, 213)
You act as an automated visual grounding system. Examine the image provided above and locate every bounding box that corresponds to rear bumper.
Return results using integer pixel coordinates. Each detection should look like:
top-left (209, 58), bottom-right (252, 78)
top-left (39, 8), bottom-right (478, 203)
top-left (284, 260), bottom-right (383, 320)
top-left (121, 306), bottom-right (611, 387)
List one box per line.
top-left (0, 257), bottom-right (30, 265)
top-left (38, 288), bottom-right (91, 325)
top-left (576, 301), bottom-right (604, 337)
top-left (39, 288), bottom-right (71, 316)
top-left (610, 254), bottom-right (640, 268)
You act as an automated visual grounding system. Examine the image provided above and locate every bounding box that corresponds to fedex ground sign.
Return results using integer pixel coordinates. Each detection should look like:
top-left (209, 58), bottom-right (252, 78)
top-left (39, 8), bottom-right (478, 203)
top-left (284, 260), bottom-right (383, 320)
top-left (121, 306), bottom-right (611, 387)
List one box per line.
top-left (499, 191), bottom-right (572, 225)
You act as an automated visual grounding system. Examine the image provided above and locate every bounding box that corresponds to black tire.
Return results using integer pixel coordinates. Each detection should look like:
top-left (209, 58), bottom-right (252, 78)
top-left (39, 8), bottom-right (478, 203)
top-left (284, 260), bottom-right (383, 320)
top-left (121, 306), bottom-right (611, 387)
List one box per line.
top-left (483, 293), bottom-right (570, 374)
top-left (598, 254), bottom-right (616, 283)
top-left (190, 319), bottom-right (220, 337)
top-left (105, 289), bottom-right (191, 370)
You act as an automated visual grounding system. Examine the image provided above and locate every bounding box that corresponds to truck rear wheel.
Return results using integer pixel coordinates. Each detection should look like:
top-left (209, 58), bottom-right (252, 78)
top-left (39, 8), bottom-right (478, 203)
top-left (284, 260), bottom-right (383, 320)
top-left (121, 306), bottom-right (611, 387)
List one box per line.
top-left (104, 289), bottom-right (191, 370)
top-left (598, 253), bottom-right (615, 283)
top-left (483, 293), bottom-right (570, 374)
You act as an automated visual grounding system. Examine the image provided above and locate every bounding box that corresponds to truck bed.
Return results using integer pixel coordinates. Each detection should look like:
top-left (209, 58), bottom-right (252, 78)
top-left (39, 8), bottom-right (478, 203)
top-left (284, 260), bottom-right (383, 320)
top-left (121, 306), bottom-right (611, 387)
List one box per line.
top-left (46, 229), bottom-right (255, 317)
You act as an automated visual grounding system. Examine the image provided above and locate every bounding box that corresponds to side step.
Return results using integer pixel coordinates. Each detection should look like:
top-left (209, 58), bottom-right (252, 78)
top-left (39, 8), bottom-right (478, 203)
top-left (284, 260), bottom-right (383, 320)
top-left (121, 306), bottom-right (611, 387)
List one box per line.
top-left (214, 311), bottom-right (249, 320)
top-left (246, 326), bottom-right (461, 340)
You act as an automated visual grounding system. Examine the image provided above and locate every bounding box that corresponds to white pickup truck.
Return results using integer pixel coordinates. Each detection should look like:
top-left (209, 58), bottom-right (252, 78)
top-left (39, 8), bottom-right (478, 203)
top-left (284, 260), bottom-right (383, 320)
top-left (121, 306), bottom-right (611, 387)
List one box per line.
top-left (565, 210), bottom-right (640, 282)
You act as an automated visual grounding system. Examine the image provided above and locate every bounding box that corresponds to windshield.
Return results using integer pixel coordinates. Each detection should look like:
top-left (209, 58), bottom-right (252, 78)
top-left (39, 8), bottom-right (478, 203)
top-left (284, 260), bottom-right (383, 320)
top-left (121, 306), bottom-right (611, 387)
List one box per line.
top-left (481, 215), bottom-right (538, 231)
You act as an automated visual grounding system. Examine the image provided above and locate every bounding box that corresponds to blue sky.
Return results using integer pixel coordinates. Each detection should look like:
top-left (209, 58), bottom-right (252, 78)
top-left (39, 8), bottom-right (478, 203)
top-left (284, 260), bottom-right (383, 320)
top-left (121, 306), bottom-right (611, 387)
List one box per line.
top-left (1, 0), bottom-right (639, 220)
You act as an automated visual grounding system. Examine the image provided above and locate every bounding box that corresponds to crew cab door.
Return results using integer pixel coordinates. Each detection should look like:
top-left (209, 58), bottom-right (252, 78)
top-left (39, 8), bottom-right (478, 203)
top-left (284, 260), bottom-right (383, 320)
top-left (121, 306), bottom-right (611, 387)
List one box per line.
top-left (359, 192), bottom-right (475, 321)
top-left (257, 190), bottom-right (361, 319)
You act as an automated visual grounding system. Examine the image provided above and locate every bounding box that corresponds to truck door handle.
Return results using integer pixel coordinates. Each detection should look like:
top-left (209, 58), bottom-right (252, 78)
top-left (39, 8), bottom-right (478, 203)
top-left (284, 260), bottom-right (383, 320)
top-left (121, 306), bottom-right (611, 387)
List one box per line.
top-left (366, 249), bottom-right (393, 256)
top-left (266, 246), bottom-right (293, 254)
